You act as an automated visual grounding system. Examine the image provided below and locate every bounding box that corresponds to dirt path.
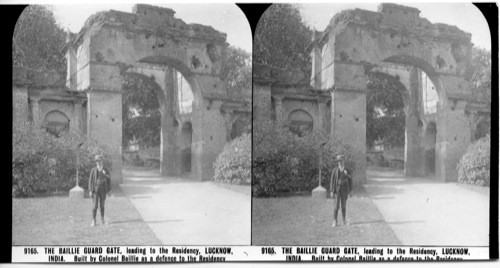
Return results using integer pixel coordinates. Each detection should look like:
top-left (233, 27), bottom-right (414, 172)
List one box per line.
top-left (365, 168), bottom-right (489, 246)
top-left (120, 167), bottom-right (251, 245)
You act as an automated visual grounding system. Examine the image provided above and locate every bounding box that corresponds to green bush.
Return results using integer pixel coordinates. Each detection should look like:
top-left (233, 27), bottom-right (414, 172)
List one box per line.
top-left (213, 133), bottom-right (251, 185)
top-left (252, 120), bottom-right (357, 197)
top-left (457, 135), bottom-right (490, 186)
top-left (12, 122), bottom-right (111, 197)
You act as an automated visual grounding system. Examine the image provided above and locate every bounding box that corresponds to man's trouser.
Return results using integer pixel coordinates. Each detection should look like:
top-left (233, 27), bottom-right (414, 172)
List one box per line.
top-left (92, 186), bottom-right (106, 220)
top-left (333, 183), bottom-right (349, 221)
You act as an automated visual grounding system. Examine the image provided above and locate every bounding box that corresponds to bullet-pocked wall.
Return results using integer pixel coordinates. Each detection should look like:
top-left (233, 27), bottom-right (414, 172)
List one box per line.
top-left (13, 67), bottom-right (88, 136)
top-left (67, 4), bottom-right (249, 182)
top-left (309, 3), bottom-right (490, 183)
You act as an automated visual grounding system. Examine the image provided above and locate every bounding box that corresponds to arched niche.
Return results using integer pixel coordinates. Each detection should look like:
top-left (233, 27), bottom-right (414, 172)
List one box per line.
top-left (44, 110), bottom-right (70, 137)
top-left (288, 109), bottom-right (314, 137)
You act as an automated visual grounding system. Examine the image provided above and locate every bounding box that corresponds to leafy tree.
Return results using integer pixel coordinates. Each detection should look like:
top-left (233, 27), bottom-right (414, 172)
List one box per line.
top-left (366, 73), bottom-right (406, 149)
top-left (13, 5), bottom-right (66, 76)
top-left (221, 45), bottom-right (251, 96)
top-left (469, 46), bottom-right (491, 90)
top-left (254, 4), bottom-right (313, 75)
top-left (122, 75), bottom-right (161, 148)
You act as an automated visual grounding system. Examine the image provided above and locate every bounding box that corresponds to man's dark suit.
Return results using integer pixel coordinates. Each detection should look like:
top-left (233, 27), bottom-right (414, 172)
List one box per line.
top-left (88, 167), bottom-right (111, 221)
top-left (330, 166), bottom-right (352, 223)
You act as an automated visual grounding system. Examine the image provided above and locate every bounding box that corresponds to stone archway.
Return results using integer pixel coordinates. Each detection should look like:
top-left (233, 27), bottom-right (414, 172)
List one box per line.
top-left (66, 4), bottom-right (231, 182)
top-left (310, 3), bottom-right (475, 183)
top-left (368, 64), bottom-right (442, 177)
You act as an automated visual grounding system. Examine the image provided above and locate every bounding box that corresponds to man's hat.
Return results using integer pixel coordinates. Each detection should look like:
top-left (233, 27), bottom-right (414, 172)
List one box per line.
top-left (94, 154), bottom-right (104, 162)
top-left (335, 154), bottom-right (345, 161)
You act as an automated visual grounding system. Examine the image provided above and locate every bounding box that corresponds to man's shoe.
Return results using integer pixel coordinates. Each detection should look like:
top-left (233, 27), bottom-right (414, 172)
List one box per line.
top-left (90, 220), bottom-right (96, 227)
top-left (331, 220), bottom-right (338, 227)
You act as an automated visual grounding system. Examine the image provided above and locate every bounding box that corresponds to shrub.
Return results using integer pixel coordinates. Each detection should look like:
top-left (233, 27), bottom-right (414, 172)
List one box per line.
top-left (213, 133), bottom-right (251, 185)
top-left (12, 122), bottom-right (112, 197)
top-left (457, 135), bottom-right (490, 186)
top-left (252, 120), bottom-right (357, 197)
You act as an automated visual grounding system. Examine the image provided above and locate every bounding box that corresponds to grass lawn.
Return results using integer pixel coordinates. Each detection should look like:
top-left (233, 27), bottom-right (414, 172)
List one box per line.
top-left (12, 186), bottom-right (161, 245)
top-left (252, 188), bottom-right (401, 245)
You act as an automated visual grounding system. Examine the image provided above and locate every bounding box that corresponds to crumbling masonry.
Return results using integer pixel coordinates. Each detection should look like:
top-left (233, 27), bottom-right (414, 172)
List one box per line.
top-left (254, 4), bottom-right (490, 185)
top-left (14, 4), bottom-right (251, 183)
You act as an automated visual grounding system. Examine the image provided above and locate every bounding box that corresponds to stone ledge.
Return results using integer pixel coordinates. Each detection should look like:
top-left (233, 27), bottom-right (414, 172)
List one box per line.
top-left (13, 66), bottom-right (65, 88)
top-left (254, 64), bottom-right (308, 86)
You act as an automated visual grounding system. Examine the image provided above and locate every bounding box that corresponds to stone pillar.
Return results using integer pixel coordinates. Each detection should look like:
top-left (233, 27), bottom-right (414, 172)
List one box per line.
top-left (436, 98), bottom-right (471, 182)
top-left (87, 89), bottom-right (123, 183)
top-left (316, 100), bottom-right (326, 133)
top-left (253, 84), bottom-right (272, 123)
top-left (223, 109), bottom-right (234, 141)
top-left (330, 89), bottom-right (366, 186)
top-left (273, 95), bottom-right (284, 125)
top-left (328, 62), bottom-right (368, 186)
top-left (191, 98), bottom-right (225, 181)
top-left (13, 87), bottom-right (29, 125)
top-left (30, 97), bottom-right (42, 127)
top-left (310, 47), bottom-right (322, 89)
top-left (404, 68), bottom-right (425, 177)
top-left (160, 67), bottom-right (180, 176)
top-left (72, 100), bottom-right (85, 134)
top-left (66, 48), bottom-right (77, 90)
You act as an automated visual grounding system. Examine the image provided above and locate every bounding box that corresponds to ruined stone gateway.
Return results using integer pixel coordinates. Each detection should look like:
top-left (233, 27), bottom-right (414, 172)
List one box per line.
top-left (254, 4), bottom-right (490, 185)
top-left (14, 4), bottom-right (250, 183)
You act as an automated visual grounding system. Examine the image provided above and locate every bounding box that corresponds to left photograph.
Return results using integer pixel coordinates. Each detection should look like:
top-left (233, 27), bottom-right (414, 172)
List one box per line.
top-left (12, 4), bottom-right (252, 245)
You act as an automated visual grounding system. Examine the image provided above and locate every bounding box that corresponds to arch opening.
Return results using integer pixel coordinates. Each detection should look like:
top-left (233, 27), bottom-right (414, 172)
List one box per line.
top-left (122, 59), bottom-right (196, 176)
top-left (365, 71), bottom-right (406, 169)
top-left (121, 72), bottom-right (162, 169)
top-left (365, 62), bottom-right (439, 177)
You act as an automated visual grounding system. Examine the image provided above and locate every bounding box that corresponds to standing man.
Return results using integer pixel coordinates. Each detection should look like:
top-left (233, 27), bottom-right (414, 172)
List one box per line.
top-left (89, 154), bottom-right (111, 226)
top-left (330, 154), bottom-right (353, 227)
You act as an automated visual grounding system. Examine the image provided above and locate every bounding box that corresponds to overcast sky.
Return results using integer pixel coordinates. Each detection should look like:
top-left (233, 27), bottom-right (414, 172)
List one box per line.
top-left (298, 3), bottom-right (491, 50)
top-left (49, 4), bottom-right (252, 53)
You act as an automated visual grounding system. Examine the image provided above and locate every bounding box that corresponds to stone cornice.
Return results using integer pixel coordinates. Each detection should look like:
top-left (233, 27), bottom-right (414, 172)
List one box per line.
top-left (68, 5), bottom-right (227, 50)
top-left (310, 4), bottom-right (472, 51)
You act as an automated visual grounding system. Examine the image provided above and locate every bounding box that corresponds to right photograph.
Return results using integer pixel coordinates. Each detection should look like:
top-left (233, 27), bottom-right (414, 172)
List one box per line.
top-left (252, 3), bottom-right (491, 246)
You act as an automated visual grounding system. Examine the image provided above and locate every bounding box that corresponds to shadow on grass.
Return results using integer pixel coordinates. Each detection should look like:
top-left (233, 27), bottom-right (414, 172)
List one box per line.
top-left (12, 185), bottom-right (162, 245)
top-left (128, 196), bottom-right (153, 199)
top-left (252, 193), bottom-right (402, 245)
top-left (350, 219), bottom-right (426, 226)
top-left (145, 219), bottom-right (184, 224)
top-left (365, 186), bottom-right (405, 197)
top-left (110, 218), bottom-right (183, 224)
top-left (119, 185), bottom-right (163, 196)
top-left (370, 196), bottom-right (396, 200)
top-left (367, 167), bottom-right (440, 186)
